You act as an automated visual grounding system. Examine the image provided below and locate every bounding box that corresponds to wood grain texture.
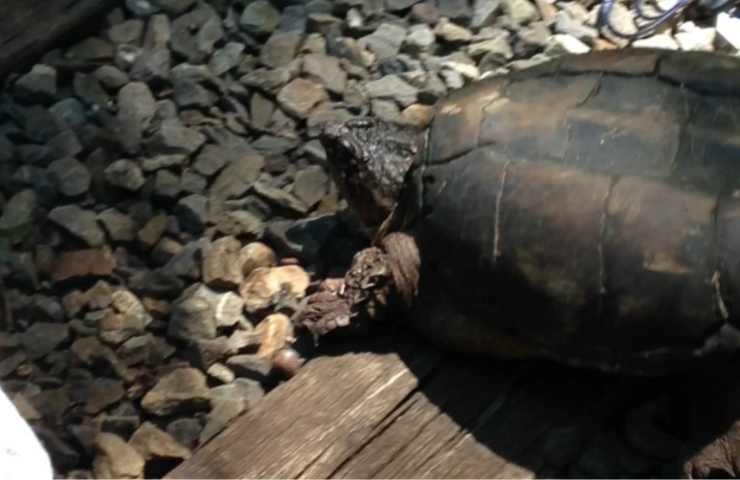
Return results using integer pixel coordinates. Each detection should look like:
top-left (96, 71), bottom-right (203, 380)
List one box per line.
top-left (0, 0), bottom-right (116, 80)
top-left (167, 330), bottom-right (740, 479)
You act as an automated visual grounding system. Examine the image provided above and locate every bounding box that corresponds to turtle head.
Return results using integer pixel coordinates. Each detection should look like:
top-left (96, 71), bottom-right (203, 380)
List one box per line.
top-left (320, 117), bottom-right (422, 231)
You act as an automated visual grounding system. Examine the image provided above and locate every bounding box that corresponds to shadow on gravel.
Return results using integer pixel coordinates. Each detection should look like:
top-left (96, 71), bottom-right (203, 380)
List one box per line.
top-left (310, 324), bottom-right (740, 479)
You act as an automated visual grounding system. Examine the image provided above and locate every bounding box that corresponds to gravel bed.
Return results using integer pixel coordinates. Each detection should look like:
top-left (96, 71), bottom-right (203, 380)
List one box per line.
top-left (0, 0), bottom-right (737, 478)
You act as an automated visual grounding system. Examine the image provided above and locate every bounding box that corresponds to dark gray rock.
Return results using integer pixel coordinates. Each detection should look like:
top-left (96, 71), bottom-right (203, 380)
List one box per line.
top-left (168, 286), bottom-right (217, 342)
top-left (277, 78), bottom-right (328, 118)
top-left (410, 1), bottom-right (440, 24)
top-left (202, 236), bottom-right (244, 289)
top-left (261, 31), bottom-right (303, 69)
top-left (197, 16), bottom-right (224, 56)
top-left (126, 0), bottom-right (160, 16)
top-left (48, 129), bottom-right (83, 159)
top-left (371, 98), bottom-right (402, 123)
top-left (85, 378), bottom-right (125, 414)
top-left (180, 171), bottom-right (208, 196)
top-left (153, 170), bottom-right (181, 199)
top-left (128, 269), bottom-right (185, 297)
top-left (279, 5), bottom-right (308, 33)
top-left (104, 159), bottom-right (146, 191)
top-left (385, 0), bottom-right (422, 10)
top-left (98, 209), bottom-right (138, 242)
top-left (152, 0), bottom-right (196, 14)
top-left (209, 42), bottom-right (245, 75)
top-left (266, 214), bottom-right (338, 263)
top-left (226, 354), bottom-right (272, 382)
top-left (302, 53), bottom-right (347, 94)
top-left (149, 119), bottom-right (206, 154)
top-left (366, 74), bottom-right (418, 107)
top-left (18, 105), bottom-right (65, 143)
top-left (20, 322), bottom-right (69, 359)
top-left (173, 79), bottom-right (212, 109)
top-left (48, 205), bottom-right (105, 247)
top-left (250, 91), bottom-right (276, 130)
top-left (214, 210), bottom-right (265, 238)
top-left (254, 180), bottom-right (308, 214)
top-left (117, 81), bottom-right (156, 154)
top-left (14, 64), bottom-right (57, 103)
top-left (438, 0), bottom-right (474, 25)
top-left (49, 98), bottom-right (87, 130)
top-left (94, 65), bottom-right (130, 90)
top-left (92, 432), bottom-right (145, 479)
top-left (405, 24), bottom-right (435, 53)
top-left (175, 194), bottom-right (208, 234)
top-left (73, 73), bottom-right (110, 109)
top-left (359, 23), bottom-right (406, 59)
top-left (35, 428), bottom-right (81, 472)
top-left (140, 154), bottom-right (186, 172)
top-left (108, 20), bottom-right (145, 44)
top-left (130, 422), bottom-right (191, 463)
top-left (130, 48), bottom-right (171, 83)
top-left (47, 157), bottom-right (91, 197)
top-left (472, 0), bottom-right (501, 28)
top-left (144, 13), bottom-right (171, 49)
top-left (141, 367), bottom-right (211, 415)
top-left (66, 37), bottom-right (114, 62)
top-left (211, 151), bottom-right (265, 200)
top-left (292, 165), bottom-right (329, 208)
top-left (166, 418), bottom-right (202, 450)
top-left (240, 0), bottom-right (281, 36)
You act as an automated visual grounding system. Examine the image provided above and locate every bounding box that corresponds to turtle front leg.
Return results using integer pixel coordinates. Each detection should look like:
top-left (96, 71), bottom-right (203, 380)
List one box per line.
top-left (295, 232), bottom-right (420, 339)
top-left (683, 422), bottom-right (740, 478)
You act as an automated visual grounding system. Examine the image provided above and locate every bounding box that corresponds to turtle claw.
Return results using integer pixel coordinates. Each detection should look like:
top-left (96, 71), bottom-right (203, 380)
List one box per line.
top-left (684, 422), bottom-right (740, 478)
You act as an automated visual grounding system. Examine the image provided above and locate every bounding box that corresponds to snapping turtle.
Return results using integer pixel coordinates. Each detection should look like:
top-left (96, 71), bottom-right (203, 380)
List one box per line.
top-left (307, 47), bottom-right (740, 375)
top-left (300, 48), bottom-right (740, 477)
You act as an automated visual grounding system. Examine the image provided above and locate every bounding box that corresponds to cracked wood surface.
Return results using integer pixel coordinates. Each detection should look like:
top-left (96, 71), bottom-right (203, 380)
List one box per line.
top-left (0, 0), bottom-right (116, 80)
top-left (166, 332), bottom-right (699, 479)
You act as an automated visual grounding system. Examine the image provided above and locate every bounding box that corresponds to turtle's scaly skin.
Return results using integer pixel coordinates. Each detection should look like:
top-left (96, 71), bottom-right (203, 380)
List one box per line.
top-left (400, 49), bottom-right (740, 374)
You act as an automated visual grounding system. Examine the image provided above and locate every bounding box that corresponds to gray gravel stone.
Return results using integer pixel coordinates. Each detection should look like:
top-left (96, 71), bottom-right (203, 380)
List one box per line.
top-left (20, 322), bottom-right (69, 359)
top-left (47, 157), bottom-right (91, 197)
top-left (129, 422), bottom-right (191, 461)
top-left (126, 0), bottom-right (159, 16)
top-left (166, 418), bottom-right (202, 450)
top-left (174, 194), bottom-right (208, 235)
top-left (153, 170), bottom-right (181, 199)
top-left (98, 209), bottom-right (138, 242)
top-left (49, 98), bottom-right (87, 130)
top-left (140, 154), bottom-right (186, 172)
top-left (152, 0), bottom-right (196, 14)
top-left (202, 236), bottom-right (244, 289)
top-left (14, 64), bottom-right (57, 103)
top-left (366, 74), bottom-right (419, 107)
top-left (502, 0), bottom-right (539, 24)
top-left (149, 119), bottom-right (206, 154)
top-left (130, 48), bottom-right (171, 83)
top-left (173, 79), bottom-right (212, 109)
top-left (240, 0), bottom-right (281, 36)
top-left (302, 53), bottom-right (347, 94)
top-left (209, 42), bottom-right (245, 75)
top-left (93, 65), bottom-right (129, 90)
top-left (197, 16), bottom-right (224, 56)
top-left (48, 205), bottom-right (105, 247)
top-left (108, 20), bottom-right (144, 44)
top-left (145, 14), bottom-right (171, 49)
top-left (93, 432), bottom-right (145, 479)
top-left (85, 378), bottom-right (125, 414)
top-left (141, 367), bottom-right (211, 415)
top-left (359, 22), bottom-right (407, 59)
top-left (105, 159), bottom-right (146, 191)
top-left (277, 78), bottom-right (328, 118)
top-left (261, 31), bottom-right (303, 69)
top-left (292, 165), bottom-right (330, 208)
top-left (66, 37), bottom-right (114, 62)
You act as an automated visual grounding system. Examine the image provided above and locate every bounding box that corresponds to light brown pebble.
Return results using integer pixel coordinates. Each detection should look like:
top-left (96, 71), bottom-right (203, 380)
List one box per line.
top-left (240, 241), bottom-right (278, 277)
top-left (239, 265), bottom-right (310, 312)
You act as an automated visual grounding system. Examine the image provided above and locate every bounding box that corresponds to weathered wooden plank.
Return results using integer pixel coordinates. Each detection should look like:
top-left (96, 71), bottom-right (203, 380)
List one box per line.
top-left (165, 338), bottom-right (441, 479)
top-left (333, 359), bottom-right (528, 478)
top-left (0, 0), bottom-right (116, 80)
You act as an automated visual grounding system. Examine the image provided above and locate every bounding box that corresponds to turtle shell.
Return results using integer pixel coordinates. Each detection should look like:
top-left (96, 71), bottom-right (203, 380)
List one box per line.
top-left (401, 48), bottom-right (740, 373)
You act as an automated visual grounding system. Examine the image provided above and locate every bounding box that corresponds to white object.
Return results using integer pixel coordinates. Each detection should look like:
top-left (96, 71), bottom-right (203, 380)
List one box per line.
top-left (717, 12), bottom-right (740, 51)
top-left (0, 387), bottom-right (53, 480)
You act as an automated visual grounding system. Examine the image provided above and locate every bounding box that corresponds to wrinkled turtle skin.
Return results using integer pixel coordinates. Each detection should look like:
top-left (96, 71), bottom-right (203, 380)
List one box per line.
top-left (319, 48), bottom-right (740, 376)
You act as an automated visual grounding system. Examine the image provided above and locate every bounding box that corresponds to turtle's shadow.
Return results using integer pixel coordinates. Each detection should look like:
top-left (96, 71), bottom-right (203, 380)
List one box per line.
top-left (310, 325), bottom-right (740, 478)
